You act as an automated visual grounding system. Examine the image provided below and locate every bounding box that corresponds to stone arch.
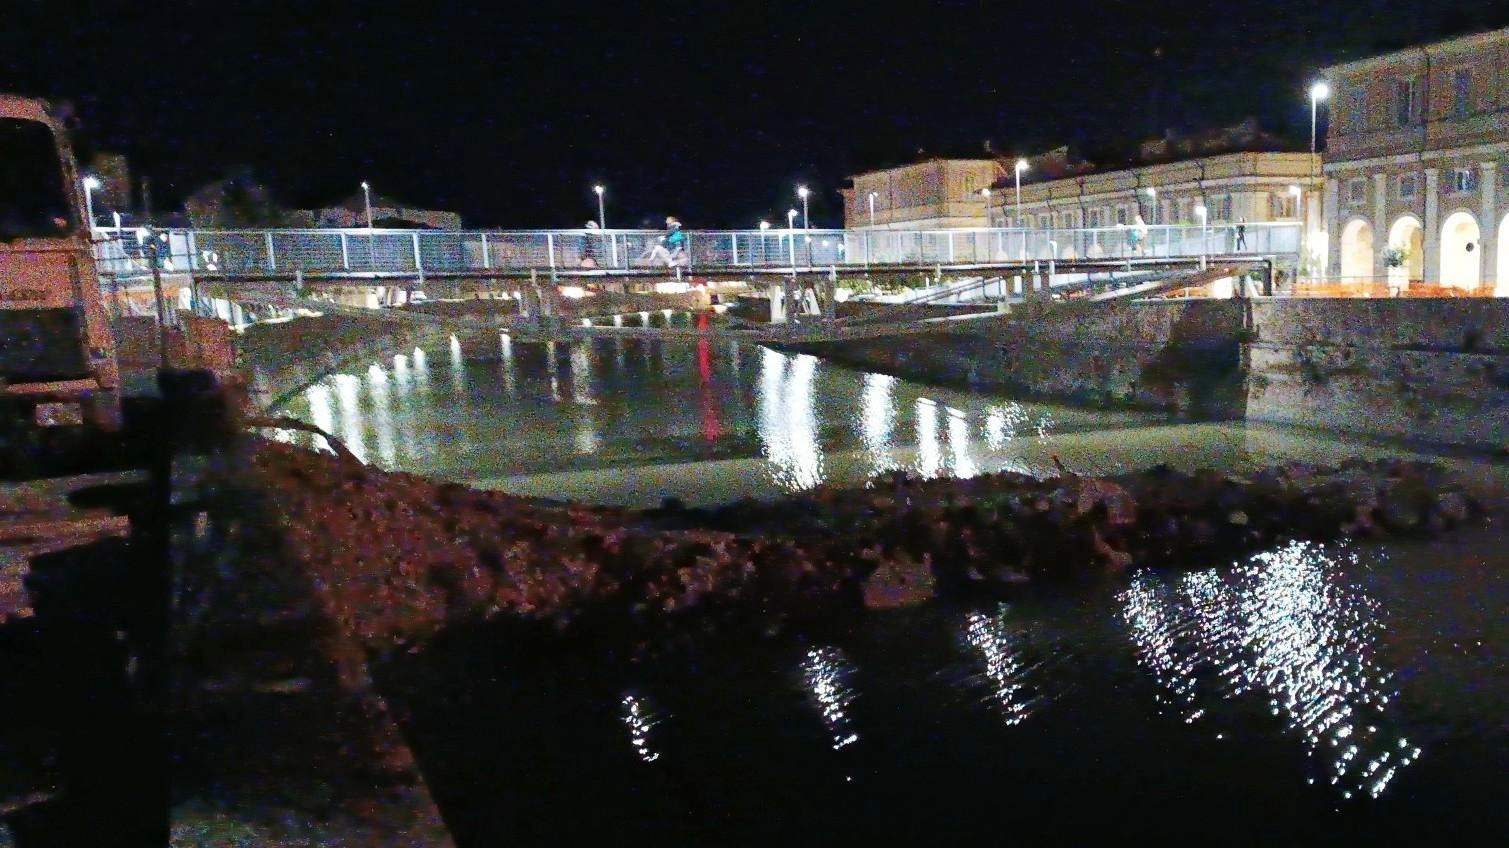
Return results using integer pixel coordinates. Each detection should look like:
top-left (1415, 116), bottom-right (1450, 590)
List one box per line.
top-left (1439, 210), bottom-right (1481, 290)
top-left (1498, 212), bottom-right (1509, 297)
top-left (1339, 218), bottom-right (1374, 281)
top-left (1386, 215), bottom-right (1424, 291)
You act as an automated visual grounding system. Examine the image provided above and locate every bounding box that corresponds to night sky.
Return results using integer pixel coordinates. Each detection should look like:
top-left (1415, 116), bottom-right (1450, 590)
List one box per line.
top-left (6, 0), bottom-right (1508, 228)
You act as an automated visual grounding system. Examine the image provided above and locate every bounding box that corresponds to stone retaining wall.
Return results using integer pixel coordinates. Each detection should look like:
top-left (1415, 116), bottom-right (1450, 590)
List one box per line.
top-left (1246, 299), bottom-right (1509, 449)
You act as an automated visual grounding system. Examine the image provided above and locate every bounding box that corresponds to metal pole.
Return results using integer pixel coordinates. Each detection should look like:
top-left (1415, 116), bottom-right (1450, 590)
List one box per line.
top-left (1015, 170), bottom-right (1023, 260)
top-left (149, 239), bottom-right (170, 368)
top-left (1311, 98), bottom-right (1318, 157)
top-left (481, 233), bottom-right (491, 269)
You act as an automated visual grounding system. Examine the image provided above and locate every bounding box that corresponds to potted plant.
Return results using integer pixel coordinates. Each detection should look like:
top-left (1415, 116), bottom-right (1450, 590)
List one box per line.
top-left (1382, 246), bottom-right (1408, 269)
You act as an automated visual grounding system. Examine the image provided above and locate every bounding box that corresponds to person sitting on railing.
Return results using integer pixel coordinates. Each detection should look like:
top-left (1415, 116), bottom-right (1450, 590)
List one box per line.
top-left (641, 217), bottom-right (687, 267)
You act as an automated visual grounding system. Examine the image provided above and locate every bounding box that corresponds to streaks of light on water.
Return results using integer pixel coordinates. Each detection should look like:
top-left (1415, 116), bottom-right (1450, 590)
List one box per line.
top-left (915, 397), bottom-right (942, 479)
top-left (859, 373), bottom-right (900, 479)
top-left (757, 349), bottom-right (824, 491)
top-left (620, 693), bottom-right (662, 764)
top-left (961, 606), bottom-right (1043, 726)
top-left (801, 647), bottom-right (860, 751)
top-left (366, 362), bottom-right (397, 469)
top-left (1119, 541), bottom-right (1419, 800)
top-left (332, 373), bottom-right (367, 463)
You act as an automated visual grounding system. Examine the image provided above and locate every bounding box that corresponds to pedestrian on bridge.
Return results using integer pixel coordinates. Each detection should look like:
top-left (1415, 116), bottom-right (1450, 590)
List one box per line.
top-left (580, 220), bottom-right (602, 268)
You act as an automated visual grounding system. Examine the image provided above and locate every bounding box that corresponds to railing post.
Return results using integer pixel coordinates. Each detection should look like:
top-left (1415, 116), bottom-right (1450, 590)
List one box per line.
top-left (340, 232), bottom-right (350, 270)
top-left (412, 231), bottom-right (423, 271)
top-left (546, 233), bottom-right (557, 281)
top-left (947, 232), bottom-right (955, 264)
top-left (731, 233), bottom-right (739, 266)
top-left (481, 233), bottom-right (491, 269)
top-left (265, 231), bottom-right (277, 272)
top-left (185, 230), bottom-right (199, 271)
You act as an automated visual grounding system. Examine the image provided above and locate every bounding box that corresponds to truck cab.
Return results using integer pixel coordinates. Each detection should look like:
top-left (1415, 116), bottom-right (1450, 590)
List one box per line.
top-left (0, 94), bottom-right (122, 472)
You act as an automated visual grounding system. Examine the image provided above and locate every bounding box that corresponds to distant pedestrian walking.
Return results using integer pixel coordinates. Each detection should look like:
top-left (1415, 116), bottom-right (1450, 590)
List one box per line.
top-left (642, 216), bottom-right (688, 267)
top-left (580, 220), bottom-right (602, 268)
top-left (1235, 220), bottom-right (1248, 251)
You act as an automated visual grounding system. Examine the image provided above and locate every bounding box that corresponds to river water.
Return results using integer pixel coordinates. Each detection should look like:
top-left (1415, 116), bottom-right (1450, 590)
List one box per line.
top-left (277, 322), bottom-right (1509, 844)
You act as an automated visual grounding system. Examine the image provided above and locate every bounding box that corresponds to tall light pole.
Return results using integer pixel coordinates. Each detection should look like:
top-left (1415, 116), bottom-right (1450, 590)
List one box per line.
top-left (1291, 184), bottom-right (1306, 281)
top-left (1014, 159), bottom-right (1029, 260)
top-left (786, 208), bottom-right (798, 268)
top-left (760, 219), bottom-right (770, 267)
top-left (1309, 81), bottom-right (1330, 158)
top-left (360, 181), bottom-right (375, 271)
top-left (593, 184), bottom-right (606, 228)
top-left (1144, 186), bottom-right (1157, 224)
top-left (867, 191), bottom-right (877, 227)
top-left (360, 181), bottom-right (374, 230)
top-left (796, 186), bottom-right (811, 267)
top-left (82, 176), bottom-right (100, 234)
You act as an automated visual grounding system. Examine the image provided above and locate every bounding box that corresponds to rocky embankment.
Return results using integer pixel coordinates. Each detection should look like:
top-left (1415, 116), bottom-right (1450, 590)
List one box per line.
top-left (244, 441), bottom-right (1500, 658)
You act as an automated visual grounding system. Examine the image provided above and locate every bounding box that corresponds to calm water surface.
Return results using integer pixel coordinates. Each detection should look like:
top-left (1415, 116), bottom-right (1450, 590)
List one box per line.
top-left (279, 326), bottom-right (1509, 844)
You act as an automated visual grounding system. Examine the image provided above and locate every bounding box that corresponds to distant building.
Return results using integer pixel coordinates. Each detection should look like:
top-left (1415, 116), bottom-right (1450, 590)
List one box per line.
top-left (993, 120), bottom-right (1319, 242)
top-left (1321, 27), bottom-right (1508, 292)
top-left (840, 156), bottom-right (1004, 230)
top-left (309, 192), bottom-right (462, 230)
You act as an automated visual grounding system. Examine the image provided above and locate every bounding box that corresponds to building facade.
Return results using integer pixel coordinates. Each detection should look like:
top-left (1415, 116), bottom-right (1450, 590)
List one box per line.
top-left (840, 158), bottom-right (1002, 229)
top-left (992, 121), bottom-right (1321, 262)
top-left (1322, 27), bottom-right (1509, 293)
top-left (309, 193), bottom-right (463, 230)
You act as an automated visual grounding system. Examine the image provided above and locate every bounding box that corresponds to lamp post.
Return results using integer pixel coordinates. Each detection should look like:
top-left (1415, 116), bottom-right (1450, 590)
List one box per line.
top-left (82, 176), bottom-right (100, 234)
top-left (360, 181), bottom-right (375, 270)
top-left (1144, 186), bottom-right (1157, 224)
top-left (796, 186), bottom-right (811, 267)
top-left (760, 219), bottom-right (770, 267)
top-left (786, 208), bottom-right (798, 268)
top-left (1309, 81), bottom-right (1330, 158)
top-left (593, 184), bottom-right (614, 266)
top-left (1014, 159), bottom-right (1029, 260)
top-left (360, 181), bottom-right (373, 230)
top-left (1291, 184), bottom-right (1306, 281)
top-left (867, 191), bottom-right (876, 227)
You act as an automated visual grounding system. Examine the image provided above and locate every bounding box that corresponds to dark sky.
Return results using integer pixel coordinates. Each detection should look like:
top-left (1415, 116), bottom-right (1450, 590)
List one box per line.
top-left (5, 0), bottom-right (1507, 228)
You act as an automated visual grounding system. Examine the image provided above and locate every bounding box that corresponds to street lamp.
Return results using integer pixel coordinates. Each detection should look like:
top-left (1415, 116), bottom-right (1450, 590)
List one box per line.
top-left (980, 187), bottom-right (991, 225)
top-left (1309, 82), bottom-right (1330, 157)
top-left (1144, 186), bottom-right (1157, 224)
top-left (1014, 159), bottom-right (1029, 260)
top-left (786, 208), bottom-right (798, 267)
top-left (760, 219), bottom-right (770, 266)
top-left (593, 184), bottom-right (606, 228)
top-left (797, 185), bottom-right (810, 229)
top-left (82, 176), bottom-right (100, 233)
top-left (1195, 204), bottom-right (1208, 267)
top-left (360, 181), bottom-right (375, 230)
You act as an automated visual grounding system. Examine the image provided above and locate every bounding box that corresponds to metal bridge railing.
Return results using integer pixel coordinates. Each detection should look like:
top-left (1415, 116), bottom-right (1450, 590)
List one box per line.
top-left (91, 223), bottom-right (1303, 279)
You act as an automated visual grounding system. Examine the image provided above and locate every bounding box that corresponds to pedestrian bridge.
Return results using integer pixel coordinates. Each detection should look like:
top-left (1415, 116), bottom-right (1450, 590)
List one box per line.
top-left (93, 222), bottom-right (1300, 282)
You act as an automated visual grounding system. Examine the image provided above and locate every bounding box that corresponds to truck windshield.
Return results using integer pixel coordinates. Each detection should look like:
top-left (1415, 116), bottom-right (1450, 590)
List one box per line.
top-left (0, 117), bottom-right (73, 240)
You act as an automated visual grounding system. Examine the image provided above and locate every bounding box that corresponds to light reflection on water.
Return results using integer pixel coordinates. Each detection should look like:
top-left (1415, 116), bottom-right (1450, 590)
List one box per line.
top-left (801, 646), bottom-right (860, 751)
top-left (1120, 540), bottom-right (1418, 800)
top-left (961, 605), bottom-right (1050, 726)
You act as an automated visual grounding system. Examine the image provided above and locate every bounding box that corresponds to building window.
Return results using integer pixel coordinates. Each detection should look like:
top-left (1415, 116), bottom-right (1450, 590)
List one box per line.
top-left (1115, 207), bottom-right (1128, 226)
top-left (1272, 194), bottom-right (1298, 218)
top-left (1346, 82), bottom-right (1367, 132)
top-left (1347, 178), bottom-right (1367, 206)
top-left (963, 175), bottom-right (977, 195)
top-left (1452, 69), bottom-right (1473, 117)
top-left (1393, 76), bottom-right (1421, 126)
top-left (1451, 167), bottom-right (1477, 193)
top-left (1062, 211), bottom-right (1079, 229)
top-left (1037, 214), bottom-right (1050, 229)
top-left (1398, 172), bottom-right (1417, 200)
top-left (1087, 209), bottom-right (1101, 227)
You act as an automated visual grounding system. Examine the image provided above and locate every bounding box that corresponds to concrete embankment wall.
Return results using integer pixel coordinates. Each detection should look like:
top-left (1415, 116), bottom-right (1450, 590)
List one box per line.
top-left (239, 315), bottom-right (456, 411)
top-left (1246, 299), bottom-right (1509, 449)
top-left (791, 299), bottom-right (1250, 418)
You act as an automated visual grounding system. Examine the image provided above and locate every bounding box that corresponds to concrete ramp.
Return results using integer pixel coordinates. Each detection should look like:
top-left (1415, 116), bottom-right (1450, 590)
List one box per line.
top-left (1085, 265), bottom-right (1243, 302)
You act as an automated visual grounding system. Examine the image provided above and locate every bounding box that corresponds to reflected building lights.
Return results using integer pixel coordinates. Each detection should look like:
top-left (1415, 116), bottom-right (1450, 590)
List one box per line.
top-left (498, 334), bottom-right (516, 398)
top-left (332, 373), bottom-right (367, 463)
top-left (366, 363), bottom-right (397, 468)
top-left (860, 373), bottom-right (899, 477)
top-left (801, 647), bottom-right (860, 750)
top-left (448, 334), bottom-right (465, 395)
top-left (757, 348), bottom-right (824, 491)
top-left (304, 383), bottom-right (336, 454)
top-left (412, 348), bottom-right (431, 395)
top-left (1119, 541), bottom-right (1418, 800)
top-left (546, 341), bottom-right (562, 402)
top-left (620, 693), bottom-right (662, 763)
top-left (569, 341), bottom-right (594, 405)
top-left (946, 406), bottom-right (978, 479)
top-left (915, 397), bottom-right (942, 478)
top-left (962, 607), bottom-right (1040, 726)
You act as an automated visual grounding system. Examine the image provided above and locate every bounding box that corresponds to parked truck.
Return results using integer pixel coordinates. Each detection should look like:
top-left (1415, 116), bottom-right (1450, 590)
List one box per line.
top-left (0, 94), bottom-right (122, 471)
